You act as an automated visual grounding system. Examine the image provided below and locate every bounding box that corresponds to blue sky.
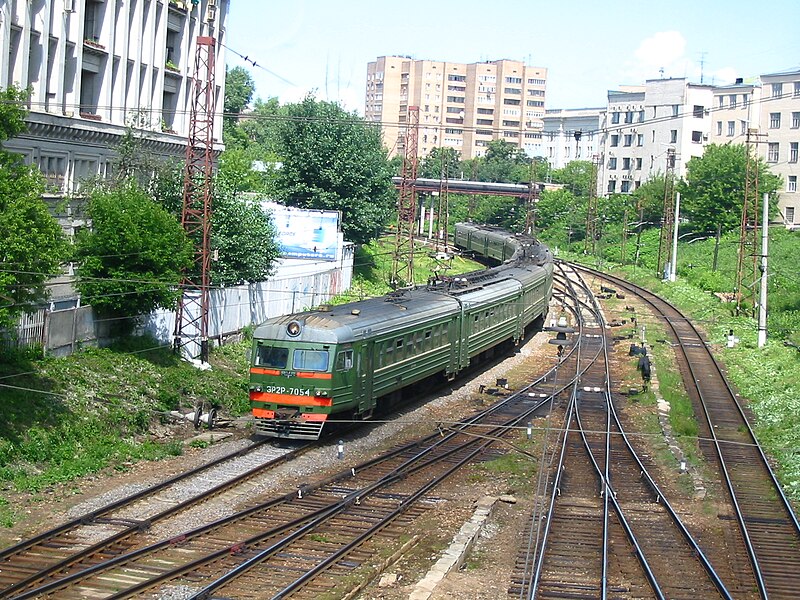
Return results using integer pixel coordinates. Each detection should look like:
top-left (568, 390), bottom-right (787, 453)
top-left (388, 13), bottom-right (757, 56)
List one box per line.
top-left (225, 0), bottom-right (799, 113)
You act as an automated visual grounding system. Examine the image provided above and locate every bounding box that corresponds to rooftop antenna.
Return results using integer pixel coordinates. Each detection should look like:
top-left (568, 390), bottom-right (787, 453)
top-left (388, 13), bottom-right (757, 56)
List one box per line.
top-left (699, 51), bottom-right (708, 84)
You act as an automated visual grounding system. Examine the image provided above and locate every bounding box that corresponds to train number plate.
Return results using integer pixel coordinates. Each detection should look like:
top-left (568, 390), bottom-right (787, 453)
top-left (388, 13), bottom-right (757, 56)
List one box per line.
top-left (263, 385), bottom-right (312, 396)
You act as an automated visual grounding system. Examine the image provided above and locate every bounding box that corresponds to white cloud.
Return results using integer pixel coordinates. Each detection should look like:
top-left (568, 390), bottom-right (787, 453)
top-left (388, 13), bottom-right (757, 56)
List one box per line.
top-left (622, 31), bottom-right (691, 82)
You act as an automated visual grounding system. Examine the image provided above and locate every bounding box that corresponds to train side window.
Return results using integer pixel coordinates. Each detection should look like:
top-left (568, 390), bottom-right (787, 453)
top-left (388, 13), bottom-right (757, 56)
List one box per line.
top-left (255, 345), bottom-right (289, 368)
top-left (336, 350), bottom-right (353, 371)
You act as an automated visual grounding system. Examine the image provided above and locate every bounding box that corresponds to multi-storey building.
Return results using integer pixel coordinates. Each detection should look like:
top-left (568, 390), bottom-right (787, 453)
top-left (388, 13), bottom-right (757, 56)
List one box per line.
top-left (759, 68), bottom-right (800, 229)
top-left (365, 56), bottom-right (547, 159)
top-left (541, 107), bottom-right (603, 170)
top-left (709, 79), bottom-right (762, 146)
top-left (0, 0), bottom-right (228, 195)
top-left (597, 78), bottom-right (713, 195)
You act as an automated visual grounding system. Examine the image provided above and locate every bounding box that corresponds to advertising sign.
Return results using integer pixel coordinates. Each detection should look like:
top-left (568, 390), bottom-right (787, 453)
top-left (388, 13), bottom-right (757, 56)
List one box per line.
top-left (262, 202), bottom-right (340, 261)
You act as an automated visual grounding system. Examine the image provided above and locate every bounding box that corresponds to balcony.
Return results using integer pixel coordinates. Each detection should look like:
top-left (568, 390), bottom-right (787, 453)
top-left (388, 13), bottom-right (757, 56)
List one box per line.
top-left (83, 38), bottom-right (106, 54)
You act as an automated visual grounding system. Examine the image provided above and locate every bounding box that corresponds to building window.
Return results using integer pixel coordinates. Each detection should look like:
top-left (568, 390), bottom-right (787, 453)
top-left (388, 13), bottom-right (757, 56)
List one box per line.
top-left (670, 129), bottom-right (678, 143)
top-left (624, 111), bottom-right (634, 123)
top-left (729, 95), bottom-right (737, 109)
top-left (477, 118), bottom-right (492, 125)
top-left (727, 121), bottom-right (735, 136)
top-left (505, 76), bottom-right (522, 84)
top-left (693, 105), bottom-right (705, 118)
top-left (504, 98), bottom-right (521, 105)
top-left (792, 112), bottom-right (800, 128)
top-left (672, 105), bottom-right (679, 117)
top-left (795, 82), bottom-right (800, 97)
top-left (741, 120), bottom-right (747, 135)
top-left (609, 157), bottom-right (617, 169)
top-left (772, 83), bottom-right (783, 98)
top-left (610, 134), bottom-right (619, 147)
top-left (611, 111), bottom-right (620, 124)
top-left (637, 134), bottom-right (644, 146)
top-left (716, 121), bottom-right (722, 135)
top-left (718, 96), bottom-right (724, 108)
top-left (768, 142), bottom-right (779, 162)
top-left (691, 130), bottom-right (702, 143)
top-left (477, 108), bottom-right (493, 115)
top-left (622, 157), bottom-right (631, 170)
top-left (448, 74), bottom-right (466, 82)
top-left (638, 110), bottom-right (645, 123)
top-left (607, 180), bottom-right (617, 193)
top-left (742, 93), bottom-right (749, 107)
top-left (787, 206), bottom-right (796, 223)
top-left (621, 180), bottom-right (631, 193)
top-left (446, 96), bottom-right (464, 103)
top-left (788, 176), bottom-right (797, 193)
top-left (623, 134), bottom-right (633, 146)
top-left (770, 112), bottom-right (781, 129)
top-left (790, 142), bottom-right (798, 163)
top-left (635, 157), bottom-right (642, 170)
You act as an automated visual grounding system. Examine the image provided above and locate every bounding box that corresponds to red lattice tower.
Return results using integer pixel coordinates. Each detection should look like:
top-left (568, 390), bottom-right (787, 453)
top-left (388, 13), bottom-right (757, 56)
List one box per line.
top-left (173, 36), bottom-right (217, 361)
top-left (391, 106), bottom-right (419, 288)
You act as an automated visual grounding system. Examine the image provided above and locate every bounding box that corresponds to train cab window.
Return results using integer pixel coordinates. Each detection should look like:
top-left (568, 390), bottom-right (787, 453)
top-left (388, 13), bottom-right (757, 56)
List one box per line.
top-left (293, 349), bottom-right (329, 371)
top-left (336, 350), bottom-right (353, 371)
top-left (255, 345), bottom-right (289, 369)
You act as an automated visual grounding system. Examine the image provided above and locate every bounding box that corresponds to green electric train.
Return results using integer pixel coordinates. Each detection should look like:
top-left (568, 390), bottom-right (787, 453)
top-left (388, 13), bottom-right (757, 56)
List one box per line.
top-left (248, 223), bottom-right (554, 439)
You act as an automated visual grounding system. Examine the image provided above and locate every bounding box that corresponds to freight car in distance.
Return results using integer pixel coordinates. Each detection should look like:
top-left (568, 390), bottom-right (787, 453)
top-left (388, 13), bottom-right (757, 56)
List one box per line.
top-left (248, 223), bottom-right (554, 439)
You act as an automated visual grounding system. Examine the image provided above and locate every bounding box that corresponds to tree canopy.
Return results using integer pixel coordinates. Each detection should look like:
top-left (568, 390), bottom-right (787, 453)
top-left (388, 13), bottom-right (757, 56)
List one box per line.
top-left (223, 66), bottom-right (256, 146)
top-left (75, 181), bottom-right (193, 328)
top-left (271, 95), bottom-right (395, 244)
top-left (0, 86), bottom-right (70, 331)
top-left (679, 143), bottom-right (782, 233)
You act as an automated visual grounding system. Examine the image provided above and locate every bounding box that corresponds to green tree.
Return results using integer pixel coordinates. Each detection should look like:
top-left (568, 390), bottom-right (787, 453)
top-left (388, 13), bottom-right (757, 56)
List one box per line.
top-left (418, 147), bottom-right (462, 179)
top-left (476, 139), bottom-right (531, 183)
top-left (75, 181), bottom-right (193, 329)
top-left (211, 171), bottom-right (280, 286)
top-left (551, 160), bottom-right (594, 196)
top-left (680, 143), bottom-right (781, 233)
top-left (0, 86), bottom-right (70, 331)
top-left (272, 95), bottom-right (395, 244)
top-left (223, 66), bottom-right (255, 146)
top-left (630, 174), bottom-right (674, 227)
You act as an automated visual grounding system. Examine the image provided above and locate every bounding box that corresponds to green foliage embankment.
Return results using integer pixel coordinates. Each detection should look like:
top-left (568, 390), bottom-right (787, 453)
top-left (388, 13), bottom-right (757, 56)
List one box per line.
top-left (0, 335), bottom-right (251, 525)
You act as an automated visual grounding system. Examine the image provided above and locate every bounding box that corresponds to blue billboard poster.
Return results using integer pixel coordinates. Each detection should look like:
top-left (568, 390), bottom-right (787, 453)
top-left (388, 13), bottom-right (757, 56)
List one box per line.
top-left (262, 202), bottom-right (340, 261)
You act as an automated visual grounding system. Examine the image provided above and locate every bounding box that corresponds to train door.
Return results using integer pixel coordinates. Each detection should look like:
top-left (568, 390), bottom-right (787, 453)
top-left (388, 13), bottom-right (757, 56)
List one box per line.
top-left (358, 341), bottom-right (375, 416)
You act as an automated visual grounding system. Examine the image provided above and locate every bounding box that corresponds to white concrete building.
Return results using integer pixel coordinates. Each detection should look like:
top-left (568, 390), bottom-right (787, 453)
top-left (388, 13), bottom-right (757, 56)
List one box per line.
top-left (759, 69), bottom-right (800, 229)
top-left (598, 79), bottom-right (713, 195)
top-left (0, 0), bottom-right (228, 195)
top-left (541, 107), bottom-right (603, 169)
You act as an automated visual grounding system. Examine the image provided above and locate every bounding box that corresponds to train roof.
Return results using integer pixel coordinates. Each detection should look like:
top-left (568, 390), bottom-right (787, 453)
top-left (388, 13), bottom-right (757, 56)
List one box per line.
top-left (252, 287), bottom-right (461, 345)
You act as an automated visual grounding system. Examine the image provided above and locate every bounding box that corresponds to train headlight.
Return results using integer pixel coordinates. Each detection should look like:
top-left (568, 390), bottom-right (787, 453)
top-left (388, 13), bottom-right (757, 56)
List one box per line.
top-left (286, 321), bottom-right (302, 337)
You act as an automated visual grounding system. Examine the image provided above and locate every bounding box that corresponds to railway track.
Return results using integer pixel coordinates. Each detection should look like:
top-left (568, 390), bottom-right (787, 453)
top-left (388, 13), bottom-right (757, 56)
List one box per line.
top-left (571, 263), bottom-right (800, 600)
top-left (514, 265), bottom-right (735, 599)
top-left (0, 438), bottom-right (311, 599)
top-left (2, 319), bottom-right (587, 599)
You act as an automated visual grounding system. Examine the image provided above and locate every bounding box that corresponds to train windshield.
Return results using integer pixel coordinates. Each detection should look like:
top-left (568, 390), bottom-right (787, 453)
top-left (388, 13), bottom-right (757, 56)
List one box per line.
top-left (255, 345), bottom-right (289, 369)
top-left (292, 349), bottom-right (329, 372)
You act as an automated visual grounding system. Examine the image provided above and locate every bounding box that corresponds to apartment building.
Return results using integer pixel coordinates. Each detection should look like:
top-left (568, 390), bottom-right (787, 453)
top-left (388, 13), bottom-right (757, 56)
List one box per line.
top-left (759, 69), bottom-right (800, 229)
top-left (365, 56), bottom-right (547, 160)
top-left (0, 0), bottom-right (228, 194)
top-left (709, 79), bottom-right (762, 145)
top-left (541, 107), bottom-right (603, 169)
top-left (597, 78), bottom-right (713, 195)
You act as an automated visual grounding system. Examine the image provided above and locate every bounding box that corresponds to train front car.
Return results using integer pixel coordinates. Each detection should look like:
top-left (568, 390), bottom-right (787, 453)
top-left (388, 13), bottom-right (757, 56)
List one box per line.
top-left (249, 314), bottom-right (352, 440)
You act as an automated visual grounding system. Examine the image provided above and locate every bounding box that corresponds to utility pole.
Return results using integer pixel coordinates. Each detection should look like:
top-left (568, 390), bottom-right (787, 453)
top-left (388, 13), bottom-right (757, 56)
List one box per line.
top-left (656, 148), bottom-right (676, 279)
top-left (390, 106), bottom-right (419, 288)
top-left (757, 193), bottom-right (769, 347)
top-left (173, 12), bottom-right (217, 362)
top-left (736, 128), bottom-right (765, 315)
top-left (584, 155), bottom-right (599, 254)
top-left (670, 192), bottom-right (680, 281)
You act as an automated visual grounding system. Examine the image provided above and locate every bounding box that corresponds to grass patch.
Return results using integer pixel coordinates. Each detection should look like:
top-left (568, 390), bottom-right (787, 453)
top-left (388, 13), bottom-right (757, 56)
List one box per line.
top-left (0, 334), bottom-right (252, 522)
